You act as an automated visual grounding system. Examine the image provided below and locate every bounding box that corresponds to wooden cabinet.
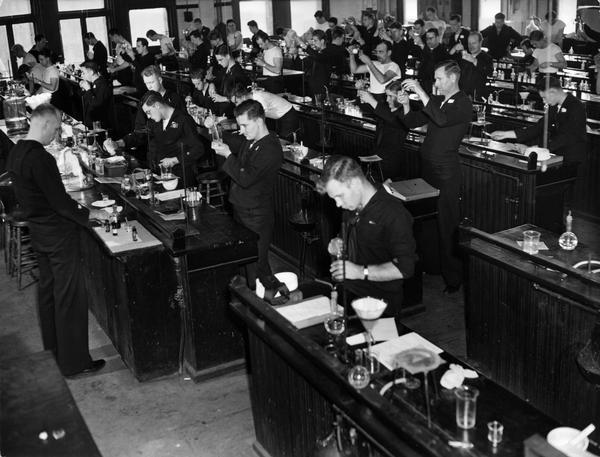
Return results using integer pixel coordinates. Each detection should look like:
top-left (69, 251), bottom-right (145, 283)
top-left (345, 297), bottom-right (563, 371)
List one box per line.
top-left (462, 224), bottom-right (600, 431)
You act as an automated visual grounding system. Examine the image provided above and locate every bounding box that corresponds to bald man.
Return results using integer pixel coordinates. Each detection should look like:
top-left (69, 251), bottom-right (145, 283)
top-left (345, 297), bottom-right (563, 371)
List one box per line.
top-left (7, 104), bottom-right (106, 377)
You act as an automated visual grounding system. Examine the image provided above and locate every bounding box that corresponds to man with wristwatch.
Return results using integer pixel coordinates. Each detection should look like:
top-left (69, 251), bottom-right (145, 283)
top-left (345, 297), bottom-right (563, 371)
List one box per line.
top-left (316, 155), bottom-right (417, 318)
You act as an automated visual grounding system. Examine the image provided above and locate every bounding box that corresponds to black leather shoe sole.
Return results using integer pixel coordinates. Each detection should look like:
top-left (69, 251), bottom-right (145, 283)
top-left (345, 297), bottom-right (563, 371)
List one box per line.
top-left (66, 359), bottom-right (106, 378)
top-left (443, 285), bottom-right (461, 295)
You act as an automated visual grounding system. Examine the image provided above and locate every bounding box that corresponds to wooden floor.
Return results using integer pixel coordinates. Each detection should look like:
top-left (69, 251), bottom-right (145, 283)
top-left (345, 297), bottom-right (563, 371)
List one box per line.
top-left (0, 249), bottom-right (466, 457)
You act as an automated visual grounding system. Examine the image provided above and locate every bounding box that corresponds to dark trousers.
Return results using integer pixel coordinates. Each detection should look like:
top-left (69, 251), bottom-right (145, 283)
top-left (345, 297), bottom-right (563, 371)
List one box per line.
top-left (424, 164), bottom-right (462, 288)
top-left (32, 226), bottom-right (91, 376)
top-left (260, 76), bottom-right (285, 94)
top-left (234, 206), bottom-right (274, 284)
top-left (276, 108), bottom-right (300, 141)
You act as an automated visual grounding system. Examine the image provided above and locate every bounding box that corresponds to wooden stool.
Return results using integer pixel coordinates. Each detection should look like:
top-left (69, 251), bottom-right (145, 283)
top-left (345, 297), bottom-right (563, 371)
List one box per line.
top-left (7, 214), bottom-right (38, 290)
top-left (359, 156), bottom-right (384, 183)
top-left (197, 171), bottom-right (227, 208)
top-left (1, 199), bottom-right (9, 273)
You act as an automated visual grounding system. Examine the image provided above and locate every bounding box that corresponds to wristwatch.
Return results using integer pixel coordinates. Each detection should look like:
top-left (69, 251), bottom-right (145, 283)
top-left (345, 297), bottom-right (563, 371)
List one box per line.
top-left (363, 265), bottom-right (369, 281)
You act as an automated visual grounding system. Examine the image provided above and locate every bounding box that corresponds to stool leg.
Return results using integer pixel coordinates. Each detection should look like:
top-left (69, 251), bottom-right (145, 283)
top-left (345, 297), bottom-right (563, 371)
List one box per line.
top-left (16, 228), bottom-right (22, 289)
top-left (298, 233), bottom-right (307, 280)
top-left (377, 163), bottom-right (384, 183)
top-left (9, 225), bottom-right (15, 276)
top-left (3, 221), bottom-right (8, 273)
top-left (215, 183), bottom-right (224, 208)
top-left (205, 184), bottom-right (211, 205)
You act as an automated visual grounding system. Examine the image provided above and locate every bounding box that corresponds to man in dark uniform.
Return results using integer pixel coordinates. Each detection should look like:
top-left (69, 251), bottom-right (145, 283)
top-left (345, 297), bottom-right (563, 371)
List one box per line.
top-left (443, 14), bottom-right (470, 51)
top-left (213, 100), bottom-right (283, 290)
top-left (29, 34), bottom-right (48, 62)
top-left (110, 65), bottom-right (185, 153)
top-left (450, 31), bottom-right (494, 100)
top-left (83, 32), bottom-right (108, 77)
top-left (381, 22), bottom-right (422, 79)
top-left (399, 60), bottom-right (472, 294)
top-left (126, 38), bottom-right (156, 97)
top-left (247, 20), bottom-right (263, 58)
top-left (141, 91), bottom-right (204, 185)
top-left (189, 30), bottom-right (211, 71)
top-left (356, 12), bottom-right (379, 56)
top-left (316, 155), bottom-right (417, 318)
top-left (490, 76), bottom-right (587, 164)
top-left (6, 104), bottom-right (106, 377)
top-left (357, 80), bottom-right (409, 180)
top-left (79, 61), bottom-right (112, 130)
top-left (209, 44), bottom-right (251, 116)
top-left (305, 27), bottom-right (346, 97)
top-left (481, 12), bottom-right (523, 60)
top-left (419, 28), bottom-right (450, 94)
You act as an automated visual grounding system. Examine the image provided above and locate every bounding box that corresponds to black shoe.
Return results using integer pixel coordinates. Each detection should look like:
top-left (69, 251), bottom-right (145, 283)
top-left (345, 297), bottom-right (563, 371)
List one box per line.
top-left (66, 359), bottom-right (106, 378)
top-left (443, 284), bottom-right (461, 295)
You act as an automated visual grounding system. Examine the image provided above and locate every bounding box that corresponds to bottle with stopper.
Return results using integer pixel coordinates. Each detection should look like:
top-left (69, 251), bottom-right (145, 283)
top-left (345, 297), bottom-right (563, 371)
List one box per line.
top-left (558, 211), bottom-right (578, 250)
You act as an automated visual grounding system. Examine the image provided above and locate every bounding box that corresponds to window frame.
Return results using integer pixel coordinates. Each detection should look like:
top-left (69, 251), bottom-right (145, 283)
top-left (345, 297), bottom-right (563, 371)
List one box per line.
top-left (57, 2), bottom-right (108, 64)
top-left (0, 11), bottom-right (35, 77)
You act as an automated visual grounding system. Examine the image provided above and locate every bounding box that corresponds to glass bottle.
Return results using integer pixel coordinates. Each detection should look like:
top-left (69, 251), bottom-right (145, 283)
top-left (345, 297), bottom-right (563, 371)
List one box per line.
top-left (558, 211), bottom-right (578, 250)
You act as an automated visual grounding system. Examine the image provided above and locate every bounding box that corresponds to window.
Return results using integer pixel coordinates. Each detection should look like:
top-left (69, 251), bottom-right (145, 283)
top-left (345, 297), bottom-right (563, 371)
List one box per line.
top-left (86, 16), bottom-right (109, 49)
top-left (0, 0), bottom-right (31, 16)
top-left (0, 26), bottom-right (11, 77)
top-left (290, 0), bottom-right (321, 35)
top-left (60, 18), bottom-right (84, 65)
top-left (479, 0), bottom-right (501, 32)
top-left (129, 8), bottom-right (170, 44)
top-left (558, 0), bottom-right (577, 34)
top-left (239, 1), bottom-right (273, 36)
top-left (330, 0), bottom-right (361, 23)
top-left (176, 6), bottom-right (200, 41)
top-left (199, 0), bottom-right (217, 30)
top-left (13, 22), bottom-right (35, 53)
top-left (57, 0), bottom-right (104, 12)
top-left (403, 0), bottom-right (418, 24)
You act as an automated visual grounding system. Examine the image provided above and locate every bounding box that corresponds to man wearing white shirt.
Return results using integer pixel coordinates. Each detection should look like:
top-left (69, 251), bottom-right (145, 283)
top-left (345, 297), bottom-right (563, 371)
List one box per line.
top-left (147, 29), bottom-right (177, 71)
top-left (11, 44), bottom-right (37, 68)
top-left (108, 28), bottom-right (135, 85)
top-left (350, 41), bottom-right (401, 101)
top-left (312, 11), bottom-right (330, 32)
top-left (34, 48), bottom-right (59, 95)
top-left (425, 7), bottom-right (446, 38)
top-left (528, 30), bottom-right (566, 74)
top-left (255, 31), bottom-right (284, 94)
top-left (229, 84), bottom-right (299, 140)
top-left (537, 11), bottom-right (566, 48)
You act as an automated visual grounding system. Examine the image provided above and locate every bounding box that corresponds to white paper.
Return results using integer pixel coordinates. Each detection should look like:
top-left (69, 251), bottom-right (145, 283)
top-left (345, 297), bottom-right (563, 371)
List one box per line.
top-left (156, 189), bottom-right (185, 201)
top-left (370, 332), bottom-right (443, 371)
top-left (94, 177), bottom-right (122, 184)
top-left (275, 296), bottom-right (341, 329)
top-left (516, 240), bottom-right (549, 250)
top-left (346, 318), bottom-right (398, 345)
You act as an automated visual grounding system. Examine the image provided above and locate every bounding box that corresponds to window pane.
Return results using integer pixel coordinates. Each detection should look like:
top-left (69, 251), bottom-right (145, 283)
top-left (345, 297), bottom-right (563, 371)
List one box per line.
top-left (86, 16), bottom-right (108, 52)
top-left (177, 7), bottom-right (199, 56)
top-left (0, 26), bottom-right (12, 77)
top-left (58, 0), bottom-right (104, 12)
top-left (330, 0), bottom-right (361, 24)
top-left (0, 0), bottom-right (31, 16)
top-left (479, 0), bottom-right (501, 32)
top-left (60, 19), bottom-right (84, 65)
top-left (221, 5), bottom-right (234, 29)
top-left (239, 1), bottom-right (273, 36)
top-left (199, 0), bottom-right (217, 30)
top-left (290, 0), bottom-right (321, 35)
top-left (558, 0), bottom-right (577, 34)
top-left (403, 0), bottom-right (418, 24)
top-left (13, 22), bottom-right (35, 54)
top-left (129, 8), bottom-right (170, 45)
